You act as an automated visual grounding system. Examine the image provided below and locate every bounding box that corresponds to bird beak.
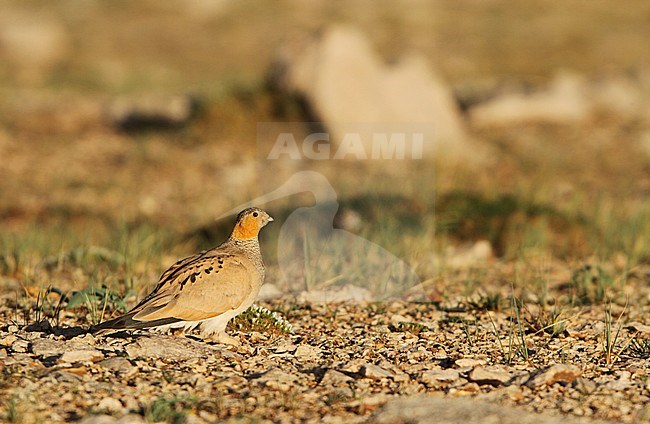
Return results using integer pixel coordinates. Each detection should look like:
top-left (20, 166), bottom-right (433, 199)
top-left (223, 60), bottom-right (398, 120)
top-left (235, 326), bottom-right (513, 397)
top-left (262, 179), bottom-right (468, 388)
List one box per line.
top-left (268, 216), bottom-right (274, 222)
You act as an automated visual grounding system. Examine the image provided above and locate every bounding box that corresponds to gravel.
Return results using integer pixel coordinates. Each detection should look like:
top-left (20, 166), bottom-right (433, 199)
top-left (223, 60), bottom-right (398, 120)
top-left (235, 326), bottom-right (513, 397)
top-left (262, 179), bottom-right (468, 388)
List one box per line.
top-left (1, 298), bottom-right (649, 422)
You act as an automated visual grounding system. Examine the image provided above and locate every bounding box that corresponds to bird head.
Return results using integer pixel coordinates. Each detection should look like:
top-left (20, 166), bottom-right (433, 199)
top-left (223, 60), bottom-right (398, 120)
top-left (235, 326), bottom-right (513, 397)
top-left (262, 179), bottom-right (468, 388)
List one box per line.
top-left (230, 208), bottom-right (274, 240)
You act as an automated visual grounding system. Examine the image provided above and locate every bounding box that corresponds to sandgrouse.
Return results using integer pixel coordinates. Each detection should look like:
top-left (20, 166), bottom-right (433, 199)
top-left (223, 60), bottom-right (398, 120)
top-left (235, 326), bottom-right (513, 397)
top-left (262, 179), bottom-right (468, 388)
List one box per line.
top-left (92, 207), bottom-right (273, 345)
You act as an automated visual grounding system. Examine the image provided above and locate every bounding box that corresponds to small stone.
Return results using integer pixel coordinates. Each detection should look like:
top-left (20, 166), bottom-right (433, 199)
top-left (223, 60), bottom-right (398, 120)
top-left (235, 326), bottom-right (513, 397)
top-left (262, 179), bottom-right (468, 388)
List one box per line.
top-left (294, 344), bottom-right (321, 359)
top-left (99, 357), bottom-right (136, 375)
top-left (67, 366), bottom-right (88, 376)
top-left (274, 342), bottom-right (297, 354)
top-left (421, 369), bottom-right (460, 386)
top-left (573, 378), bottom-right (597, 395)
top-left (77, 415), bottom-right (116, 424)
top-left (362, 363), bottom-right (394, 380)
top-left (360, 394), bottom-right (389, 413)
top-left (454, 382), bottom-right (481, 394)
top-left (605, 371), bottom-right (633, 390)
top-left (501, 385), bottom-right (525, 402)
top-left (393, 371), bottom-right (410, 383)
top-left (53, 370), bottom-right (83, 383)
top-left (125, 336), bottom-right (203, 360)
top-left (31, 338), bottom-right (66, 358)
top-left (626, 322), bottom-right (650, 333)
top-left (391, 314), bottom-right (412, 323)
top-left (320, 369), bottom-right (354, 386)
top-left (455, 358), bottom-right (488, 368)
top-left (76, 333), bottom-right (97, 345)
top-left (430, 346), bottom-right (449, 360)
top-left (468, 366), bottom-right (511, 387)
top-left (10, 339), bottom-right (29, 353)
top-left (0, 334), bottom-right (18, 347)
top-left (60, 349), bottom-right (104, 364)
top-left (526, 364), bottom-right (582, 388)
top-left (116, 415), bottom-right (146, 424)
top-left (255, 368), bottom-right (299, 392)
top-left (184, 413), bottom-right (206, 424)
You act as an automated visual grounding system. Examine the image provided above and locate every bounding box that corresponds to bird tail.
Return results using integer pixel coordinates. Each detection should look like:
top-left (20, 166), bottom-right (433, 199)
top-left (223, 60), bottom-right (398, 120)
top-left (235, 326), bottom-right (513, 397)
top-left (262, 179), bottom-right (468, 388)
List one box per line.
top-left (90, 313), bottom-right (181, 334)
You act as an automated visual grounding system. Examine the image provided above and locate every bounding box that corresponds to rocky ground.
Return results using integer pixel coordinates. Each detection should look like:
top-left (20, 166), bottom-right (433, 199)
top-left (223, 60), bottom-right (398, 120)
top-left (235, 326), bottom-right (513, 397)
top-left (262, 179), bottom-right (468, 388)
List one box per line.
top-left (1, 2), bottom-right (650, 423)
top-left (2, 298), bottom-right (650, 423)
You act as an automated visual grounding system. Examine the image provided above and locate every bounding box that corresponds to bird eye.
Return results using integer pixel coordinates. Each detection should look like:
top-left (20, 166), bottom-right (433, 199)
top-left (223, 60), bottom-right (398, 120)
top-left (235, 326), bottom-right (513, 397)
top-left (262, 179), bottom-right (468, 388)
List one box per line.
top-left (253, 212), bottom-right (259, 217)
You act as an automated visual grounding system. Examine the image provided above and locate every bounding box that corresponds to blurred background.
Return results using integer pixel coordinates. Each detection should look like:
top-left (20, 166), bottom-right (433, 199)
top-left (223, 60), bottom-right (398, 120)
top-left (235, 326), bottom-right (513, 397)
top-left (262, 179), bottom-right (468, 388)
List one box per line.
top-left (1, 0), bottom-right (649, 302)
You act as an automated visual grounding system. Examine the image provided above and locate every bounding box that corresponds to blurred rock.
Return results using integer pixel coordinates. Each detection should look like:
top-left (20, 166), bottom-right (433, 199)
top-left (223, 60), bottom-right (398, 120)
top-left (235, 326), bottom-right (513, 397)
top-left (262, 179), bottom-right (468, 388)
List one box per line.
top-left (0, 13), bottom-right (71, 84)
top-left (454, 78), bottom-right (502, 111)
top-left (572, 377), bottom-right (597, 395)
top-left (589, 76), bottom-right (644, 119)
top-left (469, 71), bottom-right (591, 126)
top-left (78, 415), bottom-right (145, 424)
top-left (107, 94), bottom-right (197, 131)
top-left (639, 130), bottom-right (650, 158)
top-left (0, 127), bottom-right (9, 150)
top-left (371, 396), bottom-right (611, 424)
top-left (334, 208), bottom-right (362, 232)
top-left (440, 240), bottom-right (494, 268)
top-left (5, 94), bottom-right (104, 134)
top-left (0, 277), bottom-right (21, 292)
top-left (271, 25), bottom-right (477, 161)
top-left (97, 397), bottom-right (123, 413)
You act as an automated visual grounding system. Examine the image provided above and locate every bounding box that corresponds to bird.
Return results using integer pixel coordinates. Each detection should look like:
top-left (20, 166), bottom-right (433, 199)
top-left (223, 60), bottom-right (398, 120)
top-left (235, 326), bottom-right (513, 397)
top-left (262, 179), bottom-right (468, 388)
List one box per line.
top-left (91, 207), bottom-right (273, 345)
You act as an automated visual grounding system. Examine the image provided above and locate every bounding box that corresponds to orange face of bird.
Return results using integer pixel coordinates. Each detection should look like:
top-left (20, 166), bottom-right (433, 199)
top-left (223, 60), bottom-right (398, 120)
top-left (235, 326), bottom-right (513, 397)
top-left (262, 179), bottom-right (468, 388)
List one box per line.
top-left (230, 208), bottom-right (274, 240)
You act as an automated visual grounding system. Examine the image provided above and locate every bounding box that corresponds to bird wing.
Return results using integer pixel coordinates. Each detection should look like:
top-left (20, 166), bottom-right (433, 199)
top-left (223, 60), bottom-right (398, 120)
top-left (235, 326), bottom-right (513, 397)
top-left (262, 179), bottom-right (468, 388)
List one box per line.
top-left (133, 249), bottom-right (209, 307)
top-left (131, 252), bottom-right (255, 322)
